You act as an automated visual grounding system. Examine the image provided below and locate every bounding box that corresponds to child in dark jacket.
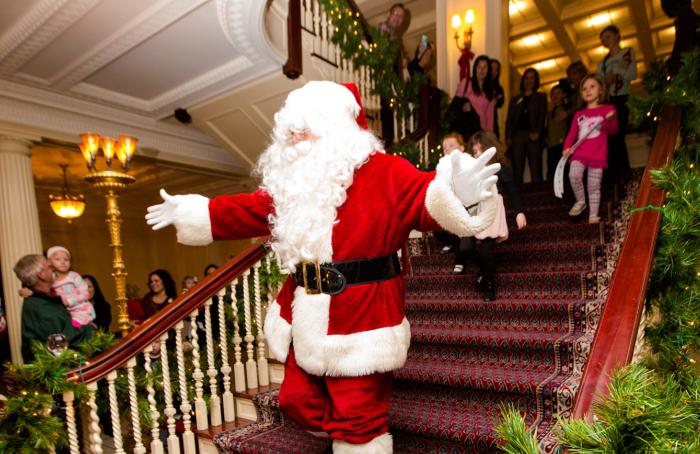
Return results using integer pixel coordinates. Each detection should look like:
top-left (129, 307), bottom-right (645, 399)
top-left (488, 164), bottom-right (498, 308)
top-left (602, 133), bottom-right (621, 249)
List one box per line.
top-left (457, 131), bottom-right (527, 301)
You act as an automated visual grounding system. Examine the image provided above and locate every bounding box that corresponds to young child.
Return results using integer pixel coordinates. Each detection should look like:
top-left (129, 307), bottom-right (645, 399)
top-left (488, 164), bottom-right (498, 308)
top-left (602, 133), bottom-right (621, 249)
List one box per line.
top-left (434, 133), bottom-right (468, 255)
top-left (546, 84), bottom-right (568, 181)
top-left (46, 246), bottom-right (95, 327)
top-left (563, 74), bottom-right (618, 223)
top-left (461, 131), bottom-right (527, 301)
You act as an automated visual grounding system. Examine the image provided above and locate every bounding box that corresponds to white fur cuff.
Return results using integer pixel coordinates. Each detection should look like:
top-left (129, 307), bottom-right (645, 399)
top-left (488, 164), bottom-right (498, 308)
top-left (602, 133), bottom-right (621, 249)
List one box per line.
top-left (173, 194), bottom-right (214, 246)
top-left (263, 301), bottom-right (292, 363)
top-left (333, 433), bottom-right (393, 453)
top-left (425, 176), bottom-right (498, 237)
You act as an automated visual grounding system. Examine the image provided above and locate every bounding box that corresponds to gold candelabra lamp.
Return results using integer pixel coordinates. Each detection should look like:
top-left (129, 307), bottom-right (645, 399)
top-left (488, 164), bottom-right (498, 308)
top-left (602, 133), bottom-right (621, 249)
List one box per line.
top-left (451, 9), bottom-right (475, 51)
top-left (80, 133), bottom-right (137, 336)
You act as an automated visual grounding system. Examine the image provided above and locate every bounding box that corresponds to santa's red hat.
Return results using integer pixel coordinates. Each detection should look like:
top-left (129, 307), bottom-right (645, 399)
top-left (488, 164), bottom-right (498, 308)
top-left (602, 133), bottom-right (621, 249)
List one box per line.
top-left (277, 81), bottom-right (369, 137)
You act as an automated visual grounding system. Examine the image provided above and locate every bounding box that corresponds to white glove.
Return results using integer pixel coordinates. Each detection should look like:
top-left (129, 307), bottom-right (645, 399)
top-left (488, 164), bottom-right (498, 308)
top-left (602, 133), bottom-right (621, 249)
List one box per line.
top-left (145, 189), bottom-right (179, 230)
top-left (451, 147), bottom-right (500, 207)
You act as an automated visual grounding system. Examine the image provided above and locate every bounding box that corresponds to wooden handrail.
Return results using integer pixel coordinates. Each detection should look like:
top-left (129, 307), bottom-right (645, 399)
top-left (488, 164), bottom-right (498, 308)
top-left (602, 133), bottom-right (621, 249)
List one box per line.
top-left (71, 240), bottom-right (268, 383)
top-left (572, 106), bottom-right (682, 419)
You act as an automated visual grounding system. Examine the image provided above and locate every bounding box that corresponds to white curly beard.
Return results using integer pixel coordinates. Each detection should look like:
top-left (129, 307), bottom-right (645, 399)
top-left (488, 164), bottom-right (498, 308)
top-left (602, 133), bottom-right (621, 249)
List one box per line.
top-left (256, 129), bottom-right (380, 272)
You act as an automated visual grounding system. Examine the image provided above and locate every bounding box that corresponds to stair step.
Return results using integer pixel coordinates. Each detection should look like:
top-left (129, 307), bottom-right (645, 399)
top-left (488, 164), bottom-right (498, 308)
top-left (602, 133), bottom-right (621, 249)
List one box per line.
top-left (406, 270), bottom-right (595, 300)
top-left (410, 243), bottom-right (601, 274)
top-left (396, 359), bottom-right (554, 394)
top-left (389, 382), bottom-right (536, 448)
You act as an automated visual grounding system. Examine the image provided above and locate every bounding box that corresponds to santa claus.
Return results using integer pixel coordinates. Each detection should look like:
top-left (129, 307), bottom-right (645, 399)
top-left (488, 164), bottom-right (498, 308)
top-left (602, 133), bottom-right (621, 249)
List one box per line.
top-left (146, 81), bottom-right (499, 453)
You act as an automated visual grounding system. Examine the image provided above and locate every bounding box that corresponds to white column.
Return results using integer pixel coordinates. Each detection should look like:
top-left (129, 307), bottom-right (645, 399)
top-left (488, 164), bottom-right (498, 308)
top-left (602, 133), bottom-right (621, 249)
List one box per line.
top-left (0, 136), bottom-right (42, 364)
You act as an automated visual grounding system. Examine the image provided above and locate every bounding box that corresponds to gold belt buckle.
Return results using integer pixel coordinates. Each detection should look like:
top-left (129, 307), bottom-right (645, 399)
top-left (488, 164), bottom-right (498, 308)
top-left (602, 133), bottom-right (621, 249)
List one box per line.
top-left (301, 260), bottom-right (322, 294)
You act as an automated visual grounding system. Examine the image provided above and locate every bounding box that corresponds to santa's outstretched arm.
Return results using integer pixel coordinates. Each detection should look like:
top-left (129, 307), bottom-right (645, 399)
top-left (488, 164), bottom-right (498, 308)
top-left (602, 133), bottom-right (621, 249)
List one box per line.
top-left (423, 147), bottom-right (501, 237)
top-left (146, 188), bottom-right (272, 245)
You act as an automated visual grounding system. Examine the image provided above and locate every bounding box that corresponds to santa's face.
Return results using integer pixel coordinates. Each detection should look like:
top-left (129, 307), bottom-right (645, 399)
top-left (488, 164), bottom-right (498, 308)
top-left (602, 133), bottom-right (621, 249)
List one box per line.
top-left (290, 130), bottom-right (318, 145)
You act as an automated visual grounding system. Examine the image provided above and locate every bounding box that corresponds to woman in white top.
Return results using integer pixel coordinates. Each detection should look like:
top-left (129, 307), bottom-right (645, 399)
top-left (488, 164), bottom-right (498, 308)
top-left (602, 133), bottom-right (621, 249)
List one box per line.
top-left (597, 24), bottom-right (636, 182)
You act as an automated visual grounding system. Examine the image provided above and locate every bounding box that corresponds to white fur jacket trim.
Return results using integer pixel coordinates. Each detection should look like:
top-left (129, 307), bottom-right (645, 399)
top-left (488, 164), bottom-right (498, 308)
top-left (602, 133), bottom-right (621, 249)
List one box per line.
top-left (333, 432), bottom-right (393, 453)
top-left (264, 287), bottom-right (411, 377)
top-left (171, 194), bottom-right (214, 246)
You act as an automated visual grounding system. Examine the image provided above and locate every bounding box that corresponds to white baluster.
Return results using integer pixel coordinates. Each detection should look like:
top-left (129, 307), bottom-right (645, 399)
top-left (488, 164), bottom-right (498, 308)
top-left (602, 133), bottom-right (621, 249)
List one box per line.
top-left (242, 269), bottom-right (258, 389)
top-left (63, 390), bottom-right (80, 454)
top-left (204, 296), bottom-right (222, 427)
top-left (232, 277), bottom-right (246, 393)
top-left (189, 310), bottom-right (208, 430)
top-left (218, 286), bottom-right (235, 422)
top-left (106, 371), bottom-right (125, 454)
top-left (319, 7), bottom-right (328, 61)
top-left (303, 0), bottom-right (312, 31)
top-left (85, 381), bottom-right (104, 454)
top-left (158, 332), bottom-right (180, 453)
top-left (313, 0), bottom-right (320, 54)
top-left (253, 263), bottom-right (269, 386)
top-left (143, 345), bottom-right (164, 454)
top-left (126, 357), bottom-right (147, 454)
top-left (175, 321), bottom-right (196, 454)
top-left (393, 107), bottom-right (400, 144)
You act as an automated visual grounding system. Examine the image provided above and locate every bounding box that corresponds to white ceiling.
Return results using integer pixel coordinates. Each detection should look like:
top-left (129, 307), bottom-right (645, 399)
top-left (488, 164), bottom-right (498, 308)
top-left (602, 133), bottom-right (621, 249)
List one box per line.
top-left (0, 0), bottom-right (281, 119)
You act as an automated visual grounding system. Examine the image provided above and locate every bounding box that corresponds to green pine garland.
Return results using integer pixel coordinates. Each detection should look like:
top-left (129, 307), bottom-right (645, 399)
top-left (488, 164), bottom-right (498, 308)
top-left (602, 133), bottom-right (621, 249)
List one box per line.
top-left (317, 0), bottom-right (427, 120)
top-left (0, 331), bottom-right (116, 453)
top-left (498, 49), bottom-right (700, 452)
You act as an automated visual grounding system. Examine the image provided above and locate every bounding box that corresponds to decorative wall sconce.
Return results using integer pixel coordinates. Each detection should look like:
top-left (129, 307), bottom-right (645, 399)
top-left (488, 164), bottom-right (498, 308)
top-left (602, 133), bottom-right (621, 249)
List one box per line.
top-left (451, 9), bottom-right (475, 51)
top-left (49, 164), bottom-right (85, 222)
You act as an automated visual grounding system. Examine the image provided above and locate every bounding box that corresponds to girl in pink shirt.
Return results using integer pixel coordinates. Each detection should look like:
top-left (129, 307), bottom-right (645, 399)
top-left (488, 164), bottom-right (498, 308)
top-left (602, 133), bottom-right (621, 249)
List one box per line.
top-left (47, 246), bottom-right (95, 327)
top-left (563, 74), bottom-right (618, 223)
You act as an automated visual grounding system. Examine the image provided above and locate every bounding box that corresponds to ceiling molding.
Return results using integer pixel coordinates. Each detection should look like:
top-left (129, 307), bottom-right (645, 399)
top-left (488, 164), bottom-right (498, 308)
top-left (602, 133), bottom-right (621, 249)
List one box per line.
top-left (0, 91), bottom-right (249, 175)
top-left (52, 0), bottom-right (209, 90)
top-left (0, 0), bottom-right (100, 75)
top-left (216, 0), bottom-right (284, 68)
top-left (0, 78), bottom-right (219, 144)
top-left (559, 0), bottom-right (630, 22)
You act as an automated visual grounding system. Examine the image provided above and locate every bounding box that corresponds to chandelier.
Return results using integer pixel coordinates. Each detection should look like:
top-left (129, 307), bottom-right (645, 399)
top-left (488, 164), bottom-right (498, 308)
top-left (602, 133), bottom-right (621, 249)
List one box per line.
top-left (49, 164), bottom-right (85, 222)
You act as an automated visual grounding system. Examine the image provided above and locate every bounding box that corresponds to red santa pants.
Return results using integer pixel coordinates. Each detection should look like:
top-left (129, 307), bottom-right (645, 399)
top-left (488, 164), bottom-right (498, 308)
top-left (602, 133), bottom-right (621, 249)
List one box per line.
top-left (279, 347), bottom-right (393, 444)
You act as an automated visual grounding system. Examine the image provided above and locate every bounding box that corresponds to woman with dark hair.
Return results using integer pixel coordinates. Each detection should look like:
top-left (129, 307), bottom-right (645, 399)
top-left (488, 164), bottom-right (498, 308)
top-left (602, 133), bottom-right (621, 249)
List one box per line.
top-left (490, 59), bottom-right (505, 138)
top-left (452, 55), bottom-right (495, 139)
top-left (505, 67), bottom-right (547, 184)
top-left (82, 275), bottom-right (112, 331)
top-left (203, 263), bottom-right (218, 277)
top-left (137, 269), bottom-right (177, 324)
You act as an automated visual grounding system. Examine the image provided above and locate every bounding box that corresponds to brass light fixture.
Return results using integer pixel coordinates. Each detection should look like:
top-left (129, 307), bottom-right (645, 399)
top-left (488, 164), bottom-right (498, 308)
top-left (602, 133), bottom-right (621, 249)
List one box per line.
top-left (80, 132), bottom-right (138, 336)
top-left (49, 164), bottom-right (85, 222)
top-left (451, 9), bottom-right (475, 51)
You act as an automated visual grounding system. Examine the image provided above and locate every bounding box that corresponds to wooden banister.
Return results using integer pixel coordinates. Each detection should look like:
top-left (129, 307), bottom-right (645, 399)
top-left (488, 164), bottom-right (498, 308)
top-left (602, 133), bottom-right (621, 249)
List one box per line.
top-left (72, 240), bottom-right (268, 384)
top-left (283, 0), bottom-right (302, 79)
top-left (572, 106), bottom-right (682, 419)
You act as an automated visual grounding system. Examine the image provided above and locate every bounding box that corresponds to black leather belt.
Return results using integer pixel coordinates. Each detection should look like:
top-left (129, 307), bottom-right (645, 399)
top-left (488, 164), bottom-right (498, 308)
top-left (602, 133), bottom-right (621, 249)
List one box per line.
top-left (292, 253), bottom-right (401, 295)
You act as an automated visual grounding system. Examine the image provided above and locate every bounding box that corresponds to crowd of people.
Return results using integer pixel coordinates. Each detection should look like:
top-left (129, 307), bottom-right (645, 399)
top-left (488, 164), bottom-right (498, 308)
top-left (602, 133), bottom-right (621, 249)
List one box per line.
top-left (8, 241), bottom-right (217, 363)
top-left (436, 23), bottom-right (636, 301)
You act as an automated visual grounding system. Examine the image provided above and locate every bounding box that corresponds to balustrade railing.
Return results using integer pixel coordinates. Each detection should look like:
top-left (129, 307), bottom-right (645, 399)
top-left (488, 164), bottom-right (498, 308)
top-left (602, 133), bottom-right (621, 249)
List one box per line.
top-left (287, 0), bottom-right (437, 165)
top-left (52, 241), bottom-right (282, 453)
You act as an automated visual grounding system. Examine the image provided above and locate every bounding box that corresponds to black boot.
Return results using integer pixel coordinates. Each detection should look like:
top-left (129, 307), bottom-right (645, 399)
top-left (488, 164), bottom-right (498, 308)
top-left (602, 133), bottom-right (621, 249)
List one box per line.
top-left (483, 280), bottom-right (496, 301)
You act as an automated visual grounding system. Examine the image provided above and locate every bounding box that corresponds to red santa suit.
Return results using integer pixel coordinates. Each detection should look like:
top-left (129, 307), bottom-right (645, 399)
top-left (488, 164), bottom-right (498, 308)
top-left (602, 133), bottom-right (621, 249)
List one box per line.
top-left (152, 81), bottom-right (497, 453)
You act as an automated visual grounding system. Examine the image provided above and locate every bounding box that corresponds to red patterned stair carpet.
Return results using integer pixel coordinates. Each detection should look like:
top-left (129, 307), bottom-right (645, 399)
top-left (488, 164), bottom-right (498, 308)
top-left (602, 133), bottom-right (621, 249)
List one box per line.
top-left (215, 177), bottom-right (638, 453)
